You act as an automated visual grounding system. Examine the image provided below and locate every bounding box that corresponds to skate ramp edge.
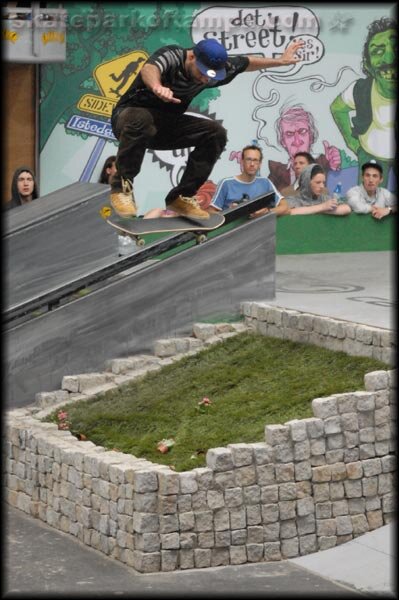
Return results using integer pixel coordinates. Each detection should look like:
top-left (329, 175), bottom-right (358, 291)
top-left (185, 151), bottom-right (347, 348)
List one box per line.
top-left (6, 214), bottom-right (275, 407)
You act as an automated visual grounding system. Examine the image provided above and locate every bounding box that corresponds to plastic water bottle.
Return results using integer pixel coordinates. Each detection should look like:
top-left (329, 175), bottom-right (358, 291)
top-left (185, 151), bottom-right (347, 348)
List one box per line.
top-left (333, 182), bottom-right (343, 202)
top-left (118, 234), bottom-right (136, 256)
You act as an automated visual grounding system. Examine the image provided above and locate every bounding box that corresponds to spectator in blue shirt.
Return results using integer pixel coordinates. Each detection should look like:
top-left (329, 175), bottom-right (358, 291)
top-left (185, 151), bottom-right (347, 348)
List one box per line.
top-left (209, 145), bottom-right (290, 217)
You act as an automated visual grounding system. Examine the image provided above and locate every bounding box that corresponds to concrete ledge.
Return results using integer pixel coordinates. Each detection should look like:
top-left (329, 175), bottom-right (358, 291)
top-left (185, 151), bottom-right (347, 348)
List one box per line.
top-left (4, 315), bottom-right (396, 573)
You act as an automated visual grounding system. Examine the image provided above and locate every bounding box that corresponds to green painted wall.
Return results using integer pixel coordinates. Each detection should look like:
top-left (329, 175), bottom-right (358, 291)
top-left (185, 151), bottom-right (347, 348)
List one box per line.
top-left (276, 214), bottom-right (396, 254)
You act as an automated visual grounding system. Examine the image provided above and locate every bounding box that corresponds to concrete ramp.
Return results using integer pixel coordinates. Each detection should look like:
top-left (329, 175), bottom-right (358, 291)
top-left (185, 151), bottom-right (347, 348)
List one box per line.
top-left (5, 214), bottom-right (276, 408)
top-left (5, 182), bottom-right (108, 234)
top-left (5, 183), bottom-right (119, 308)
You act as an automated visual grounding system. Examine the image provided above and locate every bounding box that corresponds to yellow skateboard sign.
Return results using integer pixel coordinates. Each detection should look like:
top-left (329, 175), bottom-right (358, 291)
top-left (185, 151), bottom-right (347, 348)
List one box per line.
top-left (94, 49), bottom-right (148, 100)
top-left (76, 49), bottom-right (148, 119)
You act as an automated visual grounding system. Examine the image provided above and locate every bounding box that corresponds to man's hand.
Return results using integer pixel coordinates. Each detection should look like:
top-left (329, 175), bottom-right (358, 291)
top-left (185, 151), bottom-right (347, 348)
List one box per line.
top-left (249, 207), bottom-right (270, 219)
top-left (371, 206), bottom-right (391, 220)
top-left (152, 84), bottom-right (181, 104)
top-left (246, 39), bottom-right (305, 71)
top-left (322, 141), bottom-right (341, 171)
top-left (280, 39), bottom-right (305, 65)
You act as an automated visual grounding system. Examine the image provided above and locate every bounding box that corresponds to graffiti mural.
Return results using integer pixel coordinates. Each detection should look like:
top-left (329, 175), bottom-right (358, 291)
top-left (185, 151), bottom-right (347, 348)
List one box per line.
top-left (330, 16), bottom-right (396, 188)
top-left (40, 3), bottom-right (396, 210)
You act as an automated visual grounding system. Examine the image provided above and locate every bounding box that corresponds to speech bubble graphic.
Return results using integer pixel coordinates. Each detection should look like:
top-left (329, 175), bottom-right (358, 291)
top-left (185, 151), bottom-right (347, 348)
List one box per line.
top-left (276, 33), bottom-right (324, 77)
top-left (292, 34), bottom-right (324, 65)
top-left (191, 4), bottom-right (322, 75)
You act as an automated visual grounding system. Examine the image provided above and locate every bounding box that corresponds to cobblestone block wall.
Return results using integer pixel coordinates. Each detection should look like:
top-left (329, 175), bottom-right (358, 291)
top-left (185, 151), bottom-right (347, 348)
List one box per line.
top-left (4, 367), bottom-right (396, 573)
top-left (4, 314), bottom-right (396, 572)
top-left (241, 302), bottom-right (395, 365)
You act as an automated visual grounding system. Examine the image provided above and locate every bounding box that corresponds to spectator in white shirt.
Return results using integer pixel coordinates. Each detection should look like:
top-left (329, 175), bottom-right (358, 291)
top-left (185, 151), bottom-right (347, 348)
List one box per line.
top-left (346, 160), bottom-right (396, 220)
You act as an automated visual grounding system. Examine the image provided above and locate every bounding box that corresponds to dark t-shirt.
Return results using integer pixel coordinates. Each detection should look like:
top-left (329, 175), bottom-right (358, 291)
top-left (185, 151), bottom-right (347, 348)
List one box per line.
top-left (114, 45), bottom-right (249, 115)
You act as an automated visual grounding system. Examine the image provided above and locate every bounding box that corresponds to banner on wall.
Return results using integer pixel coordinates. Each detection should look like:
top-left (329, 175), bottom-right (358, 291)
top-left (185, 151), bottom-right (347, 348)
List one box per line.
top-left (39, 3), bottom-right (396, 205)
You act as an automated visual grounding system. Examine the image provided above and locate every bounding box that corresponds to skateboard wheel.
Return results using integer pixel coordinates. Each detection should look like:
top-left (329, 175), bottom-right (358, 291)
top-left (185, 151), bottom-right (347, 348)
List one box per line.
top-left (136, 238), bottom-right (145, 247)
top-left (196, 234), bottom-right (207, 244)
top-left (99, 206), bottom-right (112, 219)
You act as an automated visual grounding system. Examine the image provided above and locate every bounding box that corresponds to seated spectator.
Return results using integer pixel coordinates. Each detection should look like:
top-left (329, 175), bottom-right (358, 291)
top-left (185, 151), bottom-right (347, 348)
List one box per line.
top-left (98, 155), bottom-right (117, 184)
top-left (280, 151), bottom-right (315, 197)
top-left (346, 160), bottom-right (396, 220)
top-left (6, 166), bottom-right (39, 210)
top-left (209, 145), bottom-right (290, 217)
top-left (286, 164), bottom-right (351, 216)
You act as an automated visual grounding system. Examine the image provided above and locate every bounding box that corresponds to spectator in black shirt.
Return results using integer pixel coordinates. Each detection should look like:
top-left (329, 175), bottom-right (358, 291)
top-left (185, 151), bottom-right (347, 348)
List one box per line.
top-left (110, 38), bottom-right (304, 219)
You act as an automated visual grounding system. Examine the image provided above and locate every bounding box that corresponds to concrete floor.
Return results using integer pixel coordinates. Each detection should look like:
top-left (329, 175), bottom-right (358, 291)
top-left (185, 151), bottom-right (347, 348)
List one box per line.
top-left (273, 251), bottom-right (394, 330)
top-left (4, 250), bottom-right (396, 596)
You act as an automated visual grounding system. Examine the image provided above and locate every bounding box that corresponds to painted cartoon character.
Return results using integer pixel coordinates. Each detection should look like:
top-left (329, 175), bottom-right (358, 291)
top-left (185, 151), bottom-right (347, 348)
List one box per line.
top-left (268, 104), bottom-right (341, 192)
top-left (330, 17), bottom-right (396, 188)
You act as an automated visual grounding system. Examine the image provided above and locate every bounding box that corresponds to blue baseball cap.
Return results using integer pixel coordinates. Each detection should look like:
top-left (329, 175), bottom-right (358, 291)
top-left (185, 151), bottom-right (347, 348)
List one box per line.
top-left (193, 39), bottom-right (228, 80)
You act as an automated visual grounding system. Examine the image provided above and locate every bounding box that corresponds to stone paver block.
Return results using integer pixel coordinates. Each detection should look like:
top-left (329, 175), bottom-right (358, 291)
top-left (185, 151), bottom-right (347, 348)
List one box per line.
top-left (228, 443), bottom-right (254, 467)
top-left (312, 397), bottom-right (338, 419)
top-left (206, 448), bottom-right (234, 472)
top-left (265, 425), bottom-right (290, 446)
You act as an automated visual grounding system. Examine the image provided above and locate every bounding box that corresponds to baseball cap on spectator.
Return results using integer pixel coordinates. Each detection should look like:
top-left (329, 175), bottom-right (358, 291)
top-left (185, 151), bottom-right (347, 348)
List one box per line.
top-left (193, 39), bottom-right (228, 80)
top-left (361, 159), bottom-right (383, 175)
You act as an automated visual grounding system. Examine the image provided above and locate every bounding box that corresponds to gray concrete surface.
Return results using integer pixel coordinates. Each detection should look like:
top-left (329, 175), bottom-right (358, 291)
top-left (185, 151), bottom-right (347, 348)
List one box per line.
top-left (292, 522), bottom-right (396, 596)
top-left (4, 250), bottom-right (396, 596)
top-left (4, 504), bottom-right (363, 597)
top-left (274, 251), bottom-right (394, 330)
top-left (3, 503), bottom-right (395, 596)
top-left (5, 214), bottom-right (275, 408)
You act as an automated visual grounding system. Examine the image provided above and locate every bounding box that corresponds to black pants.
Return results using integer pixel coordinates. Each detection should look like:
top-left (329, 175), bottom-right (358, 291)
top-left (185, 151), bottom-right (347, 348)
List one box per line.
top-left (111, 107), bottom-right (227, 205)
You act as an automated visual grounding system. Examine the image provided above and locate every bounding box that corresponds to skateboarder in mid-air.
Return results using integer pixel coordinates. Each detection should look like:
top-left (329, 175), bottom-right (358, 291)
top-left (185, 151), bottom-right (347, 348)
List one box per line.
top-left (110, 37), bottom-right (304, 219)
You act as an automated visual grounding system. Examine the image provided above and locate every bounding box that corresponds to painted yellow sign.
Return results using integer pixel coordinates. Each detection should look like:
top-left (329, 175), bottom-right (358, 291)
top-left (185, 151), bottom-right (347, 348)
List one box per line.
top-left (93, 49), bottom-right (148, 100)
top-left (3, 29), bottom-right (19, 43)
top-left (78, 95), bottom-right (117, 118)
top-left (42, 31), bottom-right (65, 45)
top-left (77, 49), bottom-right (148, 119)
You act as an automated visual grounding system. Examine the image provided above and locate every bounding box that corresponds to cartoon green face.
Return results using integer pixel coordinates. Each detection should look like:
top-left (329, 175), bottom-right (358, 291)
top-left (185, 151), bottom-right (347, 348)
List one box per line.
top-left (367, 28), bottom-right (396, 97)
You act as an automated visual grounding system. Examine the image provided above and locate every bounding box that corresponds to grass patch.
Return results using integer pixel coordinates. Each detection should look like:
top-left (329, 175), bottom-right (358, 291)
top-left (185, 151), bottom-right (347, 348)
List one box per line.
top-left (45, 333), bottom-right (388, 472)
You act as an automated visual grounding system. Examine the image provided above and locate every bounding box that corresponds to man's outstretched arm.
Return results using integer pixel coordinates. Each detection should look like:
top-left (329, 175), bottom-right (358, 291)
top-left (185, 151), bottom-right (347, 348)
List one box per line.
top-left (245, 39), bottom-right (304, 71)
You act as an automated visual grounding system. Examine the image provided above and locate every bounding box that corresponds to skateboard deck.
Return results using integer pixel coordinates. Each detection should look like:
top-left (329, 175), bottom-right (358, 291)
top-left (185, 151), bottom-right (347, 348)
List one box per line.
top-left (104, 212), bottom-right (225, 246)
top-left (222, 191), bottom-right (276, 222)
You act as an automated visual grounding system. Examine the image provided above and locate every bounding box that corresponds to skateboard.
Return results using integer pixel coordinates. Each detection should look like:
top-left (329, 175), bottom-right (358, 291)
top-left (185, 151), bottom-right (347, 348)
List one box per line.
top-left (222, 191), bottom-right (276, 222)
top-left (101, 208), bottom-right (225, 247)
